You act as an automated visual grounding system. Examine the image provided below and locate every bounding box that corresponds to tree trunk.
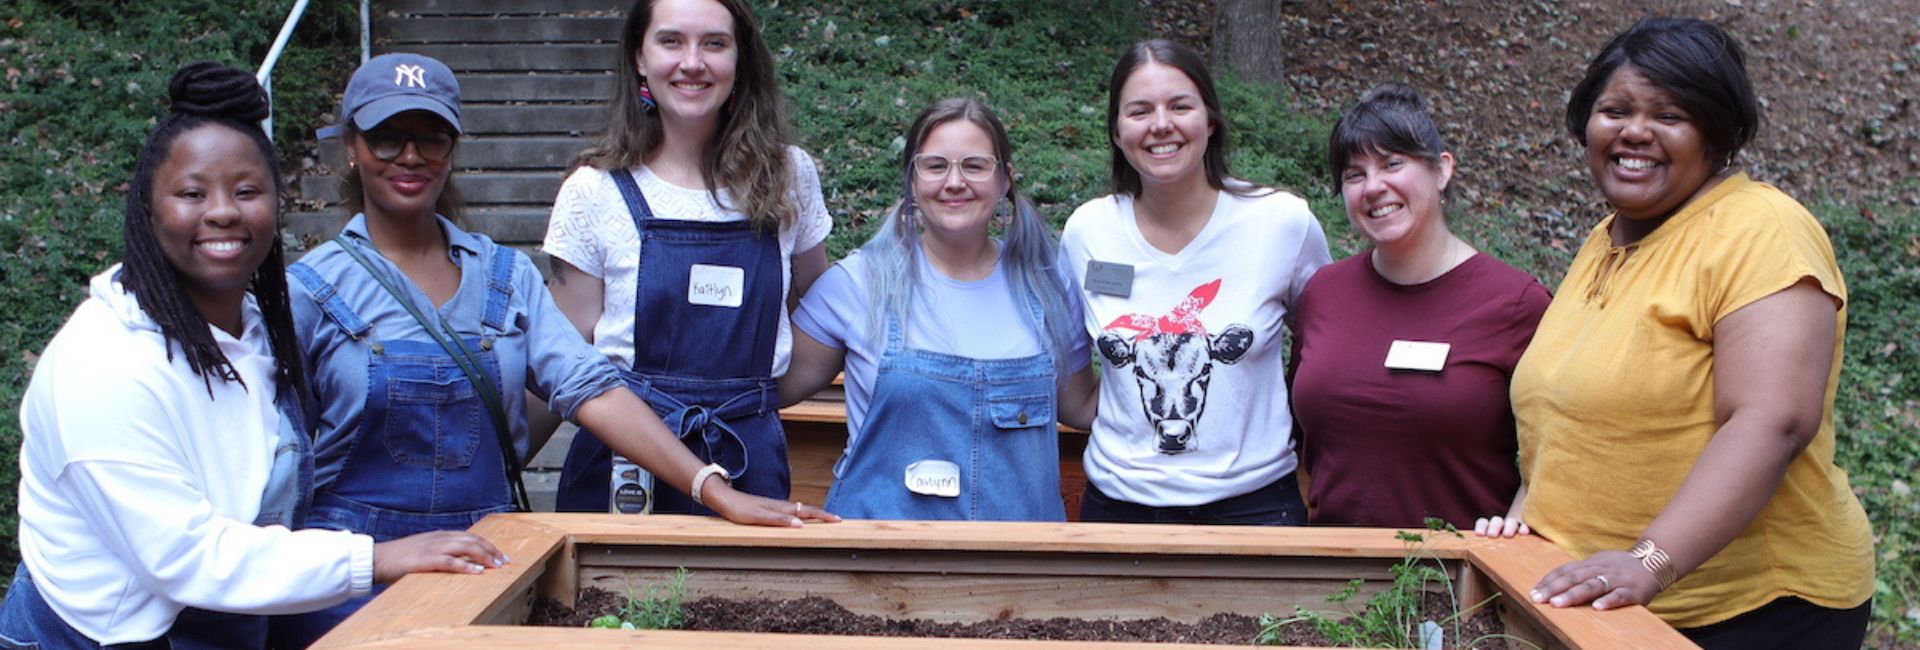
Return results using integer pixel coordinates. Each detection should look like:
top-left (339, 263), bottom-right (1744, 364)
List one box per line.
top-left (1211, 0), bottom-right (1287, 88)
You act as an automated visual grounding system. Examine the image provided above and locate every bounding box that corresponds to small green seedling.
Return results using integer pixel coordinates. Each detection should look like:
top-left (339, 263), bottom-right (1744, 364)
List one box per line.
top-left (586, 567), bottom-right (691, 630)
top-left (1255, 519), bottom-right (1538, 649)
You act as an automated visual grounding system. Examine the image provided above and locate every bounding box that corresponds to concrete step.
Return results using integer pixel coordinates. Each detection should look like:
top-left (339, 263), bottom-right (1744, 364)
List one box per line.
top-left (455, 136), bottom-right (589, 170)
top-left (459, 73), bottom-right (613, 102)
top-left (463, 104), bottom-right (607, 136)
top-left (380, 43), bottom-right (619, 72)
top-left (385, 0), bottom-right (628, 16)
top-left (381, 16), bottom-right (622, 43)
top-left (299, 170), bottom-right (564, 206)
top-left (275, 207), bottom-right (556, 244)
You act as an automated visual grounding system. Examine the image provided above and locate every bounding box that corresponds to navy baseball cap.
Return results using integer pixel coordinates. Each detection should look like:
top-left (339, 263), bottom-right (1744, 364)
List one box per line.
top-left (318, 53), bottom-right (461, 138)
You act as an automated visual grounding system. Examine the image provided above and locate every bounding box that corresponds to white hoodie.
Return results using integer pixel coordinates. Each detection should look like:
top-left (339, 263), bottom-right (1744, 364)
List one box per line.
top-left (15, 266), bottom-right (372, 644)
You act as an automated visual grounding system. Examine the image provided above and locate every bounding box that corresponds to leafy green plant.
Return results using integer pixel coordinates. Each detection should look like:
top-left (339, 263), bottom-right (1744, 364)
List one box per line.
top-left (1255, 519), bottom-right (1533, 649)
top-left (1817, 200), bottom-right (1920, 643)
top-left (586, 568), bottom-right (692, 631)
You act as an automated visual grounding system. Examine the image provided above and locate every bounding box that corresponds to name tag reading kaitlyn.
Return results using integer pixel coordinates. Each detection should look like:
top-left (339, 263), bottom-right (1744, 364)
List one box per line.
top-left (904, 459), bottom-right (961, 498)
top-left (1084, 260), bottom-right (1135, 297)
top-left (687, 264), bottom-right (744, 308)
top-left (1384, 340), bottom-right (1451, 372)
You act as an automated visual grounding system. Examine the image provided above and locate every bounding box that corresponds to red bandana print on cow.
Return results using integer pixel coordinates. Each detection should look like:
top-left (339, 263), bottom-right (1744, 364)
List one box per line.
top-left (1097, 280), bottom-right (1255, 455)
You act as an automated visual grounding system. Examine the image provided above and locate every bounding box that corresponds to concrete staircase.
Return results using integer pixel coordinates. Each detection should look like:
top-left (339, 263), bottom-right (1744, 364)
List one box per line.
top-left (288, 0), bottom-right (629, 263)
top-left (289, 0), bottom-right (635, 511)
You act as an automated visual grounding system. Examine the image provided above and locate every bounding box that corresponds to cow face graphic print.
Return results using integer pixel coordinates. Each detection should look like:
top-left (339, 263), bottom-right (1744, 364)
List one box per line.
top-left (1096, 280), bottom-right (1253, 455)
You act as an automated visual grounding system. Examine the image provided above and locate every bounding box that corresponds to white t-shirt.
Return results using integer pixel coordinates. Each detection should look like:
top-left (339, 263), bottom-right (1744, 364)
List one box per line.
top-left (792, 248), bottom-right (1090, 465)
top-left (542, 146), bottom-right (832, 376)
top-left (1060, 186), bottom-right (1331, 506)
top-left (16, 268), bottom-right (372, 644)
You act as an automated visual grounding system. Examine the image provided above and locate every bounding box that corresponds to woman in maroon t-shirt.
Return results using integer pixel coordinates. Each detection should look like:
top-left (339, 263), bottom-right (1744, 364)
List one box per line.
top-left (1289, 83), bottom-right (1550, 530)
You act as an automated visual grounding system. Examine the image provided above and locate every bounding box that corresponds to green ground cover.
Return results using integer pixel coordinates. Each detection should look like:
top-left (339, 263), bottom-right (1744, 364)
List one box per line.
top-left (1, 0), bottom-right (1913, 642)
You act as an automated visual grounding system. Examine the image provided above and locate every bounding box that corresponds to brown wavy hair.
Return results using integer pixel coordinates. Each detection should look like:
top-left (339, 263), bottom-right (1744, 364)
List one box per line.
top-left (573, 0), bottom-right (796, 232)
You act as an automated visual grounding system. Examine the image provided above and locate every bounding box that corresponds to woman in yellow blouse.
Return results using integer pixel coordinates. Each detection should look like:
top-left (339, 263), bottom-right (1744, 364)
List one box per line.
top-left (1504, 17), bottom-right (1874, 649)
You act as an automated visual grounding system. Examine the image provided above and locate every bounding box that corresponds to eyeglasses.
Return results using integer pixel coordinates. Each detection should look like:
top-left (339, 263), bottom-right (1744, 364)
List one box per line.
top-left (361, 130), bottom-right (456, 162)
top-left (911, 154), bottom-right (1000, 182)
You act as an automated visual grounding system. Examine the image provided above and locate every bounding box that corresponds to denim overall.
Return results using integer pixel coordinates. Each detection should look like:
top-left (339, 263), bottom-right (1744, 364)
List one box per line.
top-left (268, 244), bottom-right (517, 648)
top-left (556, 169), bottom-right (789, 514)
top-left (0, 387), bottom-right (311, 649)
top-left (823, 293), bottom-right (1065, 521)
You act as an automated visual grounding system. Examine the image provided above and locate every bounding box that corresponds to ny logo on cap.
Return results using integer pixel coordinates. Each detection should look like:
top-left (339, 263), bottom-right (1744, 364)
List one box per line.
top-left (394, 64), bottom-right (426, 89)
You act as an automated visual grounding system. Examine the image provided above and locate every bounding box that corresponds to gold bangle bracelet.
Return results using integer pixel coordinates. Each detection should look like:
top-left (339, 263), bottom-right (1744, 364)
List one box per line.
top-left (1628, 539), bottom-right (1678, 590)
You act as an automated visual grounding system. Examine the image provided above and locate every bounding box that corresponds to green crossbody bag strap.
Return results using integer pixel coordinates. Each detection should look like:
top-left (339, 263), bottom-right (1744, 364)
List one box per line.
top-left (335, 234), bottom-right (532, 513)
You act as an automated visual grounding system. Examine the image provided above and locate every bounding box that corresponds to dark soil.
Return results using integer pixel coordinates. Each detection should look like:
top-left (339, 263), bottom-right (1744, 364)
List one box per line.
top-left (529, 587), bottom-right (1512, 647)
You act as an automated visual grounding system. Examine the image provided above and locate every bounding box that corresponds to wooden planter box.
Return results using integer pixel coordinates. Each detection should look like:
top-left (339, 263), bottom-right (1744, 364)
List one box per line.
top-left (312, 514), bottom-right (1695, 649)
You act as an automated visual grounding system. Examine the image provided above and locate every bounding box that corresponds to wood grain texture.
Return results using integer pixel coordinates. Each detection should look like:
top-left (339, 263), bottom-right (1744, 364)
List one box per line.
top-left (328, 626), bottom-right (1327, 649)
top-left (313, 514), bottom-right (1696, 649)
top-left (1464, 537), bottom-right (1696, 649)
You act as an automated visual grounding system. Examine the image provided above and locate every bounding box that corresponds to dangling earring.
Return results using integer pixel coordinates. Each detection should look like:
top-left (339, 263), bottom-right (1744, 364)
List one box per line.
top-left (637, 77), bottom-right (656, 112)
top-left (900, 202), bottom-right (919, 233)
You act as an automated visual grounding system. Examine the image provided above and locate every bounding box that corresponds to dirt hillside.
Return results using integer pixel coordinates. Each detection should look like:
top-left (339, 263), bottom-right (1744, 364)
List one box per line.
top-left (1163, 0), bottom-right (1918, 244)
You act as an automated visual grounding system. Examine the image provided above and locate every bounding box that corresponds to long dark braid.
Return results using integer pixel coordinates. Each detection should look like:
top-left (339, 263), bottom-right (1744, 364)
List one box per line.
top-left (121, 61), bottom-right (307, 405)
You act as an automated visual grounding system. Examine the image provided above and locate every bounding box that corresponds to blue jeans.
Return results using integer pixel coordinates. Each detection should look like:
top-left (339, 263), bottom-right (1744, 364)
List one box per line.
top-left (1078, 473), bottom-right (1307, 525)
top-left (0, 565), bottom-right (264, 649)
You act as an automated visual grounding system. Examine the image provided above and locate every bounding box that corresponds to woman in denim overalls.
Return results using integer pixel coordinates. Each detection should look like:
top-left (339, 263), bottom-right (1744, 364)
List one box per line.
top-left (271, 52), bottom-right (834, 649)
top-left (547, 0), bottom-right (835, 515)
top-left (0, 62), bottom-right (503, 650)
top-left (779, 99), bottom-right (1100, 521)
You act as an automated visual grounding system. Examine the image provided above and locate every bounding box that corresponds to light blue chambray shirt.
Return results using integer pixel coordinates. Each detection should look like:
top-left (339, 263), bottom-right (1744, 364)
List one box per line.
top-left (289, 214), bottom-right (623, 490)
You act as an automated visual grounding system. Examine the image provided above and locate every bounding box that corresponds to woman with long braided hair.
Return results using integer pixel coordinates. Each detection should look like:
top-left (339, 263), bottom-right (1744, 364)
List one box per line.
top-left (0, 61), bottom-right (504, 648)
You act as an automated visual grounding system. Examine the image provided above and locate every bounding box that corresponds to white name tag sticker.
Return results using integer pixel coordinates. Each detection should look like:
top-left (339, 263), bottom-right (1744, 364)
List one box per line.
top-left (1384, 340), bottom-right (1450, 372)
top-left (904, 459), bottom-right (961, 498)
top-left (688, 264), bottom-right (744, 308)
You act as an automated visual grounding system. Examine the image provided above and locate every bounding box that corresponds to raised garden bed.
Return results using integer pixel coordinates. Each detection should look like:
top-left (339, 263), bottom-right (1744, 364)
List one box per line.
top-left (310, 514), bottom-right (1696, 649)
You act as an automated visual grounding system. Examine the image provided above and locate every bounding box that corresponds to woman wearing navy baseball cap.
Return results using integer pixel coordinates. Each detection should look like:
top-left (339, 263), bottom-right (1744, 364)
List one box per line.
top-left (270, 52), bottom-right (834, 647)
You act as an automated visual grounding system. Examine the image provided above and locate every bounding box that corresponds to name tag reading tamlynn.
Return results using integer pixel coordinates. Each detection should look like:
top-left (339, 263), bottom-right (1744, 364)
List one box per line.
top-left (688, 264), bottom-right (744, 308)
top-left (904, 459), bottom-right (961, 498)
top-left (1384, 340), bottom-right (1450, 372)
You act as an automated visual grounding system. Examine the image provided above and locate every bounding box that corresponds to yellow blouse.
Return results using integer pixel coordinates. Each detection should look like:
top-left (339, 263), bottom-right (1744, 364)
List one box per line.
top-left (1512, 173), bottom-right (1874, 628)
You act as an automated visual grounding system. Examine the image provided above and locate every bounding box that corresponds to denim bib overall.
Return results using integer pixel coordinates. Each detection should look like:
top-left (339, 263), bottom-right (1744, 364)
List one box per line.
top-left (266, 244), bottom-right (517, 648)
top-left (823, 292), bottom-right (1065, 521)
top-left (555, 169), bottom-right (790, 514)
top-left (289, 242), bottom-right (520, 537)
top-left (0, 388), bottom-right (312, 649)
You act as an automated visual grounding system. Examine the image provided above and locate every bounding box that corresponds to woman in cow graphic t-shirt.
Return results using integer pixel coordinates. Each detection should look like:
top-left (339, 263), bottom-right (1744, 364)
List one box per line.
top-left (1060, 39), bottom-right (1331, 524)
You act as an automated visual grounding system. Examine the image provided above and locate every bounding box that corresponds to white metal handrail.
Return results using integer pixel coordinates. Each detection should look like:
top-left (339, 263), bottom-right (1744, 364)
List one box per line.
top-left (256, 0), bottom-right (372, 137)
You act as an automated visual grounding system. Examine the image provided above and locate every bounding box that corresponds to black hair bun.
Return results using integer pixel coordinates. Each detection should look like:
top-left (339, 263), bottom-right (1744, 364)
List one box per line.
top-left (1360, 82), bottom-right (1430, 113)
top-left (168, 61), bottom-right (271, 124)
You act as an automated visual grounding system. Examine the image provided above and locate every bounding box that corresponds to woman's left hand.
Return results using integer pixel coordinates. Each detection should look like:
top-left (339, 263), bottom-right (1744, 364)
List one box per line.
top-left (707, 486), bottom-right (842, 527)
top-left (1530, 550), bottom-right (1660, 610)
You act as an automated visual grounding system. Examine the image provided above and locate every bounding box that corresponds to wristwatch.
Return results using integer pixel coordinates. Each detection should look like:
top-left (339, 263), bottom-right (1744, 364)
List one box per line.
top-left (690, 463), bottom-right (731, 505)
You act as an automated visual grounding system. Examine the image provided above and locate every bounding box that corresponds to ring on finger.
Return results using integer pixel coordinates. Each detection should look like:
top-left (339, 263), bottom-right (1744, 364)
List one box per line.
top-left (1594, 574), bottom-right (1611, 591)
top-left (795, 501), bottom-right (804, 515)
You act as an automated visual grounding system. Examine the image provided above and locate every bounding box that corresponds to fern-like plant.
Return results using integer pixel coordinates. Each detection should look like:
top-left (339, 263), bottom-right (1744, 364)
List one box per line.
top-left (587, 567), bottom-right (691, 630)
top-left (1255, 519), bottom-right (1533, 648)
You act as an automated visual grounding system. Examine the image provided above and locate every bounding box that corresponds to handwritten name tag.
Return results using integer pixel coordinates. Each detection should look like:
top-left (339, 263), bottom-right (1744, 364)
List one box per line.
top-left (1084, 260), bottom-right (1135, 297)
top-left (904, 459), bottom-right (960, 498)
top-left (688, 264), bottom-right (744, 308)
